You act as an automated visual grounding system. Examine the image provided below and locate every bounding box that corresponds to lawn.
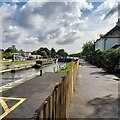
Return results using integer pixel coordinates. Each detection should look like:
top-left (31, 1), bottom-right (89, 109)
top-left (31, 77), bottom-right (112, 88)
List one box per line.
top-left (58, 61), bottom-right (75, 73)
top-left (2, 60), bottom-right (36, 66)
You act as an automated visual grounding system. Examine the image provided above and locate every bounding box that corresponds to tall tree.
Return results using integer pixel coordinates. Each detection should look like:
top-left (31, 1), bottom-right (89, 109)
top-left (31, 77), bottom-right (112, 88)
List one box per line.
top-left (51, 48), bottom-right (56, 58)
top-left (44, 47), bottom-right (50, 57)
top-left (37, 47), bottom-right (50, 57)
top-left (5, 46), bottom-right (18, 53)
top-left (31, 50), bottom-right (37, 55)
top-left (81, 41), bottom-right (95, 61)
top-left (57, 49), bottom-right (68, 57)
top-left (41, 51), bottom-right (48, 58)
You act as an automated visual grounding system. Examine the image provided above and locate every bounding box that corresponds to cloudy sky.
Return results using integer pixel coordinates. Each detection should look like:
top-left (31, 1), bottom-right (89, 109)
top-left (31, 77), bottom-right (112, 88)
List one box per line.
top-left (0, 0), bottom-right (119, 53)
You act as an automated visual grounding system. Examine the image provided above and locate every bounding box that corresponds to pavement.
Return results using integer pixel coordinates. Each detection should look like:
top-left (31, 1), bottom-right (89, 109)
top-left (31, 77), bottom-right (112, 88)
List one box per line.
top-left (69, 59), bottom-right (119, 118)
top-left (1, 72), bottom-right (65, 119)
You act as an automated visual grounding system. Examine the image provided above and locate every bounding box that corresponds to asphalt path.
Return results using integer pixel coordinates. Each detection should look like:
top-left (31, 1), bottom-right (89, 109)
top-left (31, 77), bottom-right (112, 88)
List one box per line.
top-left (2, 72), bottom-right (65, 119)
top-left (69, 59), bottom-right (119, 118)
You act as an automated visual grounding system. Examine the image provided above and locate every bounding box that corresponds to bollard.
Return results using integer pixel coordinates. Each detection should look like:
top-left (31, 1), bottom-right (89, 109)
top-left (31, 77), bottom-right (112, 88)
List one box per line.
top-left (57, 66), bottom-right (59, 71)
top-left (59, 65), bottom-right (61, 69)
top-left (53, 67), bottom-right (55, 72)
top-left (40, 69), bottom-right (42, 76)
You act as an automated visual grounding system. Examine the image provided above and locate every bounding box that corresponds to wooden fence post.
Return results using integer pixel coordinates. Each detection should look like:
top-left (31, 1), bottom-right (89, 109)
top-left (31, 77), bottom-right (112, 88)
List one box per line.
top-left (37, 60), bottom-right (80, 120)
top-left (38, 109), bottom-right (43, 119)
top-left (49, 95), bottom-right (53, 119)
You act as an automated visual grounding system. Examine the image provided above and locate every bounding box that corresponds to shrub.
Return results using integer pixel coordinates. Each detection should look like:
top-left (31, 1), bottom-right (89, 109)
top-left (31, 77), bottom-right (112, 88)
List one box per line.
top-left (103, 49), bottom-right (120, 71)
top-left (87, 49), bottom-right (120, 72)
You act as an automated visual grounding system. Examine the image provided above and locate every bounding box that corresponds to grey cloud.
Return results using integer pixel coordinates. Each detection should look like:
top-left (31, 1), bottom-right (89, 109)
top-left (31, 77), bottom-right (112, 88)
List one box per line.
top-left (12, 2), bottom-right (67, 29)
top-left (3, 29), bottom-right (21, 43)
top-left (2, 1), bottom-right (93, 45)
top-left (56, 36), bottom-right (79, 45)
top-left (56, 33), bottom-right (79, 45)
top-left (104, 2), bottom-right (120, 20)
top-left (3, 27), bottom-right (39, 44)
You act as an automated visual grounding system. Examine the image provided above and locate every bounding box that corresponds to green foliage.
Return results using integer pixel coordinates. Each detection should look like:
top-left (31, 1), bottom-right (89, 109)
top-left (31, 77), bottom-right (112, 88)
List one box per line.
top-left (41, 50), bottom-right (48, 58)
top-left (51, 48), bottom-right (56, 58)
top-left (58, 61), bottom-right (75, 73)
top-left (37, 47), bottom-right (50, 57)
top-left (18, 49), bottom-right (25, 55)
top-left (4, 46), bottom-right (18, 53)
top-left (82, 41), bottom-right (95, 61)
top-left (82, 41), bottom-right (120, 72)
top-left (3, 52), bottom-right (12, 59)
top-left (69, 53), bottom-right (81, 58)
top-left (2, 46), bottom-right (23, 59)
top-left (31, 50), bottom-right (37, 55)
top-left (57, 49), bottom-right (68, 57)
top-left (87, 49), bottom-right (120, 72)
top-left (44, 48), bottom-right (51, 57)
top-left (103, 49), bottom-right (120, 71)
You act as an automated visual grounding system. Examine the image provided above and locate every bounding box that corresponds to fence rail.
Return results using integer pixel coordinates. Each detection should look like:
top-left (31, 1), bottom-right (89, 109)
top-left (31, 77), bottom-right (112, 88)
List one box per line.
top-left (36, 59), bottom-right (80, 119)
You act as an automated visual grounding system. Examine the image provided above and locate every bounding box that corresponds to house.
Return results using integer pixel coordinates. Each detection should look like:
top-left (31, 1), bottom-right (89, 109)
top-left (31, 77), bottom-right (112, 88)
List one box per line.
top-left (95, 19), bottom-right (120, 51)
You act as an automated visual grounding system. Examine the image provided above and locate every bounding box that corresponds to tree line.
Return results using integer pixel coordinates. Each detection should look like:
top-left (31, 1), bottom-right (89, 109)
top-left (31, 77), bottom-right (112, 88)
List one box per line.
top-left (31, 47), bottom-right (68, 58)
top-left (1, 46), bottom-right (77, 59)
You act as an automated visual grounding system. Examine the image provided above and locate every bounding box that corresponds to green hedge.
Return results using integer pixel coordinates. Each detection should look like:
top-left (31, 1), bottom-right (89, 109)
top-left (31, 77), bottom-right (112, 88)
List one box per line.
top-left (86, 49), bottom-right (120, 72)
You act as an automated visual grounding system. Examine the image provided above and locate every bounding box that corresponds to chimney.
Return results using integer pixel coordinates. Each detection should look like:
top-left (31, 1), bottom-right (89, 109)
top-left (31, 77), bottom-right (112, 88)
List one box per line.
top-left (116, 18), bottom-right (120, 26)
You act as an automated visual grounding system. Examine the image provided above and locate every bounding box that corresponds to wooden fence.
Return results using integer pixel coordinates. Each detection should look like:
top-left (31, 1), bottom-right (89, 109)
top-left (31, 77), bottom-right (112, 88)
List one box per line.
top-left (36, 59), bottom-right (80, 119)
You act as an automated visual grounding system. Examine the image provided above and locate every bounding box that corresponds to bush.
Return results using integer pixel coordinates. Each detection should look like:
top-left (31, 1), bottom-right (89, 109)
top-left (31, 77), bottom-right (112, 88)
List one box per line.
top-left (3, 52), bottom-right (12, 59)
top-left (86, 49), bottom-right (120, 72)
top-left (103, 49), bottom-right (120, 71)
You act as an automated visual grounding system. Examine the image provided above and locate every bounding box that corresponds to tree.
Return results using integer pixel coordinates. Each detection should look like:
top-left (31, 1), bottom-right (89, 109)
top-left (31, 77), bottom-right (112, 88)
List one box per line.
top-left (37, 47), bottom-right (50, 57)
top-left (41, 50), bottom-right (48, 58)
top-left (4, 46), bottom-right (18, 53)
top-left (18, 49), bottom-right (24, 55)
top-left (51, 48), bottom-right (56, 58)
top-left (3, 46), bottom-right (19, 59)
top-left (3, 52), bottom-right (12, 59)
top-left (44, 48), bottom-right (50, 57)
top-left (82, 41), bottom-right (95, 61)
top-left (31, 50), bottom-right (37, 55)
top-left (69, 53), bottom-right (81, 57)
top-left (57, 49), bottom-right (68, 57)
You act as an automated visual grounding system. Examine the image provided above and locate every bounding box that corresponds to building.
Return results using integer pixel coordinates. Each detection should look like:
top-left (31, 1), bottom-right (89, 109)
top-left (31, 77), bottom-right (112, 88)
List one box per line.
top-left (12, 53), bottom-right (25, 61)
top-left (95, 19), bottom-right (120, 51)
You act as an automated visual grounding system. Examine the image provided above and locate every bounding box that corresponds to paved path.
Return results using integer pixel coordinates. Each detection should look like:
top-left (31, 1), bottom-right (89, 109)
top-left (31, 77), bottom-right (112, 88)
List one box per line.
top-left (1, 72), bottom-right (65, 119)
top-left (69, 59), bottom-right (119, 118)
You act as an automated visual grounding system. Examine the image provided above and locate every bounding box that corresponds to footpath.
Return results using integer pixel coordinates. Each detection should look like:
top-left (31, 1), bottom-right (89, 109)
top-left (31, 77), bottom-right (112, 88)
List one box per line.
top-left (69, 59), bottom-right (119, 118)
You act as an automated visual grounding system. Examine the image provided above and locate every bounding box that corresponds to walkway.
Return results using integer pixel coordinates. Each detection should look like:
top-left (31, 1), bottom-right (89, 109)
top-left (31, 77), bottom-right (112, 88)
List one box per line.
top-left (1, 72), bottom-right (65, 119)
top-left (69, 59), bottom-right (119, 118)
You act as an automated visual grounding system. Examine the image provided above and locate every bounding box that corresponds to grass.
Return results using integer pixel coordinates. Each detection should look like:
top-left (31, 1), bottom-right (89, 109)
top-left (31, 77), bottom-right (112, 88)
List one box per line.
top-left (58, 61), bottom-right (75, 73)
top-left (3, 60), bottom-right (36, 66)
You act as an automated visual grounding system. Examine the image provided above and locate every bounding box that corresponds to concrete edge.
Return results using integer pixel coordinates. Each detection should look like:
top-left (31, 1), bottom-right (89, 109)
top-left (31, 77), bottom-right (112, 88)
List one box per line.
top-left (0, 72), bottom-right (40, 93)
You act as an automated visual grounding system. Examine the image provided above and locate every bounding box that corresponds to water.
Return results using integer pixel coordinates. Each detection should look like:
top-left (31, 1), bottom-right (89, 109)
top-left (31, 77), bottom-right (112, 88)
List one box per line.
top-left (0, 62), bottom-right (66, 87)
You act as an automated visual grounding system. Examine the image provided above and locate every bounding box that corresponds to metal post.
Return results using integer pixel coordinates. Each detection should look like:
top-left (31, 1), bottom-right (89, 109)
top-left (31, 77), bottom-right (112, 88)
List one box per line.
top-left (40, 69), bottom-right (42, 76)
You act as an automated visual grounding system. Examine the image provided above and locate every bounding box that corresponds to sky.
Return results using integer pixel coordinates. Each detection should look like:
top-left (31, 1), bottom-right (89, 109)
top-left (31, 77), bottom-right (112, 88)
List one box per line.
top-left (0, 0), bottom-right (119, 54)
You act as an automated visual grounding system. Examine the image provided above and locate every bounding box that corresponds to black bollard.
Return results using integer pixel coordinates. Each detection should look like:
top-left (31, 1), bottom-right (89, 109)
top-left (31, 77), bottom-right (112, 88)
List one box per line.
top-left (53, 67), bottom-right (55, 72)
top-left (40, 69), bottom-right (42, 76)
